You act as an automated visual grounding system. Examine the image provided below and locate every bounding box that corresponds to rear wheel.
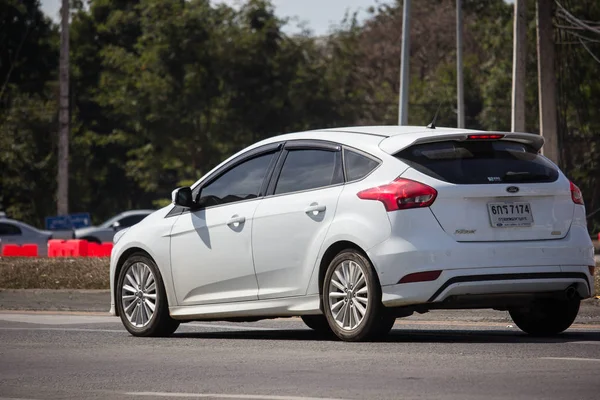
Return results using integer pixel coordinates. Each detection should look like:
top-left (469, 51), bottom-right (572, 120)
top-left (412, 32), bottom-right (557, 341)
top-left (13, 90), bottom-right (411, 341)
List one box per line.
top-left (117, 253), bottom-right (180, 337)
top-left (322, 250), bottom-right (395, 341)
top-left (509, 298), bottom-right (580, 336)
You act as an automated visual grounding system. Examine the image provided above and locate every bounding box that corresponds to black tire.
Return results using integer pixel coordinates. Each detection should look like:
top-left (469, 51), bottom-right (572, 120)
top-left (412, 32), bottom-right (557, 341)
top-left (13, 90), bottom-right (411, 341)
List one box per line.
top-left (82, 237), bottom-right (101, 244)
top-left (301, 315), bottom-right (333, 334)
top-left (509, 298), bottom-right (580, 336)
top-left (117, 253), bottom-right (180, 337)
top-left (322, 250), bottom-right (394, 341)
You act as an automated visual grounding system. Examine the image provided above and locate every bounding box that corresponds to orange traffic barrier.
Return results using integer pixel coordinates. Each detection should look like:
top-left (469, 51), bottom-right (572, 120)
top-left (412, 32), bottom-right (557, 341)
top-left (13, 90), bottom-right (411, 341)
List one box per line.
top-left (1, 244), bottom-right (38, 257)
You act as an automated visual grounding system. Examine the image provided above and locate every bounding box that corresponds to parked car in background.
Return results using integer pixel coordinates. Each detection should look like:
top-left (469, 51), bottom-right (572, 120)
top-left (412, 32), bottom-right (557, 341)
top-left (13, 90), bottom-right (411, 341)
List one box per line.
top-left (74, 210), bottom-right (153, 243)
top-left (0, 212), bottom-right (52, 256)
top-left (109, 126), bottom-right (595, 341)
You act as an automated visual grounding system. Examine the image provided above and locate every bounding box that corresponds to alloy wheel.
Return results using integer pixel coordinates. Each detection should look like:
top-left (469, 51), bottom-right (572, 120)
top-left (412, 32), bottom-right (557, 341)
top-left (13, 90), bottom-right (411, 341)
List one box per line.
top-left (121, 262), bottom-right (157, 328)
top-left (328, 260), bottom-right (369, 330)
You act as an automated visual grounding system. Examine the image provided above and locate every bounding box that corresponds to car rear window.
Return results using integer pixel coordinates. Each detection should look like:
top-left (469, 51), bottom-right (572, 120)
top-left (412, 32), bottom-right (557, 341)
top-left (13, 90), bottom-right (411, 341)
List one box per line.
top-left (395, 140), bottom-right (559, 184)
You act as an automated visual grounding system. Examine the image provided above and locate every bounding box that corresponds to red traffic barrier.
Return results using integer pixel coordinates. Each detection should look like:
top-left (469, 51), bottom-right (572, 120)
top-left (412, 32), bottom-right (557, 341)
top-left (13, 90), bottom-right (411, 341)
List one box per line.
top-left (1, 244), bottom-right (38, 257)
top-left (48, 239), bottom-right (88, 257)
top-left (48, 239), bottom-right (112, 257)
top-left (87, 242), bottom-right (113, 257)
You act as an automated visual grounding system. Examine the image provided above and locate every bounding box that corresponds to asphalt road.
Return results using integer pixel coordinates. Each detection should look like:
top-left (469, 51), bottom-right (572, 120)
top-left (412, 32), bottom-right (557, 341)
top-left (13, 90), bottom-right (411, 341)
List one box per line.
top-left (1, 312), bottom-right (599, 400)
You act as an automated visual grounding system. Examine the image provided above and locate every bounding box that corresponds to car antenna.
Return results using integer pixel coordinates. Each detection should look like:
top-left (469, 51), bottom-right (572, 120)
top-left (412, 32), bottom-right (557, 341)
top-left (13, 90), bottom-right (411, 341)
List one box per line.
top-left (426, 103), bottom-right (442, 129)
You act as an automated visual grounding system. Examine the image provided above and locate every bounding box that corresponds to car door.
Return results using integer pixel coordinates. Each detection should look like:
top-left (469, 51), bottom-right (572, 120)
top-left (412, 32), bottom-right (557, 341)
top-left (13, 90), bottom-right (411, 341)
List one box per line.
top-left (169, 146), bottom-right (281, 306)
top-left (252, 141), bottom-right (345, 299)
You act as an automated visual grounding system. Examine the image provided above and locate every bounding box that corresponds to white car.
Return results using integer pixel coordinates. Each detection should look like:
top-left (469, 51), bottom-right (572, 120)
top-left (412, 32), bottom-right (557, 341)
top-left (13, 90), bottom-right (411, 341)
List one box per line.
top-left (110, 126), bottom-right (595, 341)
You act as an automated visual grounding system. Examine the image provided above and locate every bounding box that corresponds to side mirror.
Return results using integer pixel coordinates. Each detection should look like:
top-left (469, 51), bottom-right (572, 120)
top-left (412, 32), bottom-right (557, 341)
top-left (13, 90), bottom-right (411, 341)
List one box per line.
top-left (171, 187), bottom-right (195, 208)
top-left (111, 221), bottom-right (121, 231)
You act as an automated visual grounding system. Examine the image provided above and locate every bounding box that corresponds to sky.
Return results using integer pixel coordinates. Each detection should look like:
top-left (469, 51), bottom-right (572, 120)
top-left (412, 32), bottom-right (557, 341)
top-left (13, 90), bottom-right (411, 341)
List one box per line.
top-left (40, 0), bottom-right (395, 36)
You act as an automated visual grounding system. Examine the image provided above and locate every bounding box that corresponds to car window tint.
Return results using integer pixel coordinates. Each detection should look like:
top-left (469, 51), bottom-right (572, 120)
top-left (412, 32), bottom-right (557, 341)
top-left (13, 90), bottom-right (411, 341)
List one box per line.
top-left (200, 152), bottom-right (275, 207)
top-left (119, 214), bottom-right (148, 227)
top-left (275, 149), bottom-right (343, 195)
top-left (0, 223), bottom-right (22, 236)
top-left (345, 149), bottom-right (379, 181)
top-left (396, 140), bottom-right (559, 184)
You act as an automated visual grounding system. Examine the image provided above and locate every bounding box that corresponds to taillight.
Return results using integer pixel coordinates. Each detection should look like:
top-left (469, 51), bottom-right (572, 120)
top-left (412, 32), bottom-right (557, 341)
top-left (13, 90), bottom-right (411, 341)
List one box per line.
top-left (357, 178), bottom-right (437, 211)
top-left (467, 134), bottom-right (504, 140)
top-left (570, 181), bottom-right (584, 205)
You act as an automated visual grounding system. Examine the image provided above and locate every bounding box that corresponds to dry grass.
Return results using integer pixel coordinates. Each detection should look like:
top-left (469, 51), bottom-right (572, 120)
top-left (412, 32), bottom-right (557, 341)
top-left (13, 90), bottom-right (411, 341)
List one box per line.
top-left (0, 258), bottom-right (109, 289)
top-left (0, 257), bottom-right (598, 295)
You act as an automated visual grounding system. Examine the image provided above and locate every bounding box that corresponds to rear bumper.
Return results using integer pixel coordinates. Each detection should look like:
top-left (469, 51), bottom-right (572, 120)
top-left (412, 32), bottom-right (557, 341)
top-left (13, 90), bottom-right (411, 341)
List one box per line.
top-left (367, 208), bottom-right (594, 286)
top-left (381, 265), bottom-right (594, 308)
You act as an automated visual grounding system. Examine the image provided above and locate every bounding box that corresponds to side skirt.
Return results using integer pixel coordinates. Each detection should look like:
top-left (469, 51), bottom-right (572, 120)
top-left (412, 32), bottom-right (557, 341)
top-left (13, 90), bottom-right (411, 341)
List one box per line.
top-left (169, 294), bottom-right (321, 321)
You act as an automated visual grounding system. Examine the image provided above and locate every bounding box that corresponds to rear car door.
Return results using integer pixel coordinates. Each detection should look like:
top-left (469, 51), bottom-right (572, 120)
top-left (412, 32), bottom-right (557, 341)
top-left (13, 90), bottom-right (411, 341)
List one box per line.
top-left (252, 141), bottom-right (345, 299)
top-left (169, 146), bottom-right (281, 306)
top-left (396, 138), bottom-right (573, 242)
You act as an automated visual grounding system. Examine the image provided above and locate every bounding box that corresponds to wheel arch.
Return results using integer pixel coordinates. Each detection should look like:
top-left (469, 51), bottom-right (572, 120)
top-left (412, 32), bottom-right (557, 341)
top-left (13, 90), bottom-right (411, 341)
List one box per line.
top-left (315, 240), bottom-right (372, 309)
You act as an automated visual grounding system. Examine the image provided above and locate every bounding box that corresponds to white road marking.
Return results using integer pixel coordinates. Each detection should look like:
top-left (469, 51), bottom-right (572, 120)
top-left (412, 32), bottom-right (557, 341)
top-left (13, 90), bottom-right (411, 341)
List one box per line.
top-left (569, 341), bottom-right (600, 345)
top-left (0, 313), bottom-right (116, 325)
top-left (0, 397), bottom-right (40, 400)
top-left (0, 314), bottom-right (276, 331)
top-left (125, 392), bottom-right (347, 400)
top-left (540, 357), bottom-right (600, 362)
top-left (0, 327), bottom-right (124, 333)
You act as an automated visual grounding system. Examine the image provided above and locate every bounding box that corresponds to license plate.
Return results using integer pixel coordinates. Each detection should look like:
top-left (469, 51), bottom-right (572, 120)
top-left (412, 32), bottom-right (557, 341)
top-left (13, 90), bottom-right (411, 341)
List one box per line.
top-left (488, 202), bottom-right (533, 227)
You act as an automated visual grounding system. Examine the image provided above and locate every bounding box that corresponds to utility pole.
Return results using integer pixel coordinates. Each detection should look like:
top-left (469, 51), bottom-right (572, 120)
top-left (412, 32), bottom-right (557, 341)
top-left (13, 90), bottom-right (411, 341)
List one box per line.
top-left (512, 0), bottom-right (527, 132)
top-left (537, 0), bottom-right (559, 164)
top-left (58, 0), bottom-right (69, 215)
top-left (456, 0), bottom-right (465, 129)
top-left (398, 0), bottom-right (411, 125)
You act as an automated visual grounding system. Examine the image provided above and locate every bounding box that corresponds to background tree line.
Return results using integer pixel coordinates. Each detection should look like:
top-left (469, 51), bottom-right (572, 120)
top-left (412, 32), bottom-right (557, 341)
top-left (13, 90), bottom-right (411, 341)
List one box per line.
top-left (1, 0), bottom-right (600, 232)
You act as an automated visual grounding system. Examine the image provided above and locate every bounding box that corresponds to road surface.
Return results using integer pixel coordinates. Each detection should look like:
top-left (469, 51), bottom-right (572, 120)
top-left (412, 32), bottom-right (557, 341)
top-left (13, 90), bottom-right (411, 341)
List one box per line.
top-left (0, 311), bottom-right (599, 400)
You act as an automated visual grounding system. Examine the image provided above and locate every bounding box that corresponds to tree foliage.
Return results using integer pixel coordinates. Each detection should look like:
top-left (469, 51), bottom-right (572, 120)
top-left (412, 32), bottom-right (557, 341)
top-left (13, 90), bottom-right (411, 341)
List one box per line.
top-left (1, 0), bottom-right (600, 232)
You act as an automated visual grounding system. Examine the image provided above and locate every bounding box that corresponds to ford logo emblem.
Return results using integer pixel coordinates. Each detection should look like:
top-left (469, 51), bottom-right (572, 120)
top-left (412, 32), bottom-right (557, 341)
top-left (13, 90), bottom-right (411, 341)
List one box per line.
top-left (506, 186), bottom-right (519, 193)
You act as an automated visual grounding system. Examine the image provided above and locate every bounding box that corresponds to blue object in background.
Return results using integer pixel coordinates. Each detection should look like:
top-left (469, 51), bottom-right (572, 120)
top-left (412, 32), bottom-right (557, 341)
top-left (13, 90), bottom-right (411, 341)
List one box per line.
top-left (45, 213), bottom-right (91, 230)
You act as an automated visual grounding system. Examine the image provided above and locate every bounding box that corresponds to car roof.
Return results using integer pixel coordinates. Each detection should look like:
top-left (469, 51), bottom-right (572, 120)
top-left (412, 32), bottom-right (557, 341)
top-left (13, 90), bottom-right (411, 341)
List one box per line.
top-left (191, 125), bottom-right (544, 189)
top-left (252, 125), bottom-right (543, 155)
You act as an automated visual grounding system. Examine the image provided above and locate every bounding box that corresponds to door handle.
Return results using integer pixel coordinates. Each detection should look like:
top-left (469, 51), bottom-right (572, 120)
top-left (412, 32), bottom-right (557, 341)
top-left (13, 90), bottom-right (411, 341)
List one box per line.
top-left (226, 215), bottom-right (246, 227)
top-left (305, 203), bottom-right (326, 215)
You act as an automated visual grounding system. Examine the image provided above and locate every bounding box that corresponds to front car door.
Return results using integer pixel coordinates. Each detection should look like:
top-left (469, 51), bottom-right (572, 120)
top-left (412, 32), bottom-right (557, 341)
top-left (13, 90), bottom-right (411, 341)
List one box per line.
top-left (169, 145), bottom-right (281, 306)
top-left (252, 141), bottom-right (345, 299)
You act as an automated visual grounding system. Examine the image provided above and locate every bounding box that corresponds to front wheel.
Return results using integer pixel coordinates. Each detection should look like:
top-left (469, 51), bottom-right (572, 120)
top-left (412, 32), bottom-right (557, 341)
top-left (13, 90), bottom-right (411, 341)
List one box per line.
top-left (301, 315), bottom-right (333, 335)
top-left (117, 253), bottom-right (180, 337)
top-left (509, 298), bottom-right (580, 336)
top-left (322, 250), bottom-right (394, 341)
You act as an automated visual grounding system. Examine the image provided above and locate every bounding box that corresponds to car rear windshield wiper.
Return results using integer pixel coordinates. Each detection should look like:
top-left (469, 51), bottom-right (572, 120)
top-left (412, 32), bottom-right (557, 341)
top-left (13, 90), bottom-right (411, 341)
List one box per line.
top-left (502, 171), bottom-right (550, 182)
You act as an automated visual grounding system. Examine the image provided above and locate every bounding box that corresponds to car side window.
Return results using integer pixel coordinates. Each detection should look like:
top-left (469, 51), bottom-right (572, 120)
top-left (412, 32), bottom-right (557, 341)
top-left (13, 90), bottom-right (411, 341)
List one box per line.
top-left (199, 152), bottom-right (275, 207)
top-left (344, 149), bottom-right (380, 182)
top-left (0, 223), bottom-right (22, 236)
top-left (275, 149), bottom-right (343, 195)
top-left (118, 215), bottom-right (147, 228)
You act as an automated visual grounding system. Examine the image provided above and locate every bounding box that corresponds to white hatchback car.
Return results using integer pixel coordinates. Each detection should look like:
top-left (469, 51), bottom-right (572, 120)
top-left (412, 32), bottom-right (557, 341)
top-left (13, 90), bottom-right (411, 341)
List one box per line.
top-left (110, 126), bottom-right (595, 341)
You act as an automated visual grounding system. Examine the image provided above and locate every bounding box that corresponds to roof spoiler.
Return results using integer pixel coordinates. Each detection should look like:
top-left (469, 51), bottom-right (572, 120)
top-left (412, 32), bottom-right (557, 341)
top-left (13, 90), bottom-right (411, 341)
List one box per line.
top-left (409, 132), bottom-right (545, 152)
